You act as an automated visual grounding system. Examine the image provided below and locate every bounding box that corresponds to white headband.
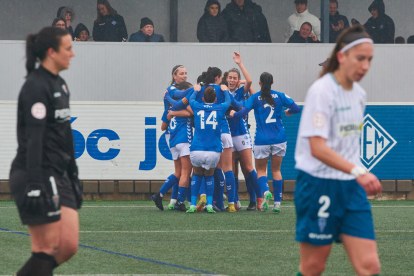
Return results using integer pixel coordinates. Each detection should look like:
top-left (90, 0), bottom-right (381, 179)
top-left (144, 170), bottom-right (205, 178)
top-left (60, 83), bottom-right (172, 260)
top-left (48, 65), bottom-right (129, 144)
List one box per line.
top-left (173, 65), bottom-right (184, 75)
top-left (340, 38), bottom-right (373, 53)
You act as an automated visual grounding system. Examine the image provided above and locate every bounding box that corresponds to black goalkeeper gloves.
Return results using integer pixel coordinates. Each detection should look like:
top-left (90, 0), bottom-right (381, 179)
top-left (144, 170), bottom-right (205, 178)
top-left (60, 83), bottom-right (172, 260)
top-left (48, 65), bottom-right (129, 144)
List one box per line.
top-left (21, 182), bottom-right (54, 215)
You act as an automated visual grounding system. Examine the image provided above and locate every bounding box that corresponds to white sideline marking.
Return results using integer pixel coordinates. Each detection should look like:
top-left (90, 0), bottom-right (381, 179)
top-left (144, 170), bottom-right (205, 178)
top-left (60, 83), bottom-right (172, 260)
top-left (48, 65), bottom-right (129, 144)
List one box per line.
top-left (1, 229), bottom-right (413, 234)
top-left (1, 205), bottom-right (414, 209)
top-left (0, 275), bottom-right (227, 276)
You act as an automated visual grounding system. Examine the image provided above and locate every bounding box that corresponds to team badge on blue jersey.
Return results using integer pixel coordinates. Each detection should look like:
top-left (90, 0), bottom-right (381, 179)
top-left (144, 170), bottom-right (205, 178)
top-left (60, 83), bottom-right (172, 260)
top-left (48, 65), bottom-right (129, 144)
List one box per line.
top-left (360, 114), bottom-right (397, 171)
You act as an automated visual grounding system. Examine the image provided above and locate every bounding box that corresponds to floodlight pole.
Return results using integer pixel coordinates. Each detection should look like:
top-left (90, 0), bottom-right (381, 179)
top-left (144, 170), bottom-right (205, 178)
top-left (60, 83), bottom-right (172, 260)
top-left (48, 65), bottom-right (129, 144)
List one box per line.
top-left (321, 0), bottom-right (330, 43)
top-left (170, 0), bottom-right (178, 42)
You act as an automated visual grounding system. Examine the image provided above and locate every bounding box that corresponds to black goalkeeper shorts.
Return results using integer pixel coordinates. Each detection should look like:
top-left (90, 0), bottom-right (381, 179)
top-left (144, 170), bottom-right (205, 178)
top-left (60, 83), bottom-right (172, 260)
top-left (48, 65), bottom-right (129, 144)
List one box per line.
top-left (9, 167), bottom-right (77, 225)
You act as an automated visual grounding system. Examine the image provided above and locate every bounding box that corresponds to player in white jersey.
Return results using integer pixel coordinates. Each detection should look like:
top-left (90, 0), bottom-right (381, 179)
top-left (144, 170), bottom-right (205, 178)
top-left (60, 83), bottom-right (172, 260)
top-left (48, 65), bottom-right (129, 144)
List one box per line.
top-left (294, 25), bottom-right (382, 276)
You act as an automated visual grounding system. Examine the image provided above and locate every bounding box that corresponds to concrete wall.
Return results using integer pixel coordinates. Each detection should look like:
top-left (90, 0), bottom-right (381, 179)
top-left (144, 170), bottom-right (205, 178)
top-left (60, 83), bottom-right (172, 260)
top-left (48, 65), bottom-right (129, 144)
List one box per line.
top-left (0, 0), bottom-right (413, 43)
top-left (0, 41), bottom-right (413, 102)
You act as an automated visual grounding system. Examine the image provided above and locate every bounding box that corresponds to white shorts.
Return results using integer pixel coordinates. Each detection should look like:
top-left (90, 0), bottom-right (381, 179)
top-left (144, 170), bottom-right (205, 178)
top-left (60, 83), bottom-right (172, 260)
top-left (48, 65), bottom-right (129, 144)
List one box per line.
top-left (232, 134), bottom-right (252, 152)
top-left (221, 133), bottom-right (233, 149)
top-left (190, 151), bottom-right (221, 170)
top-left (165, 134), bottom-right (170, 149)
top-left (253, 142), bottom-right (287, 159)
top-left (170, 143), bottom-right (190, 160)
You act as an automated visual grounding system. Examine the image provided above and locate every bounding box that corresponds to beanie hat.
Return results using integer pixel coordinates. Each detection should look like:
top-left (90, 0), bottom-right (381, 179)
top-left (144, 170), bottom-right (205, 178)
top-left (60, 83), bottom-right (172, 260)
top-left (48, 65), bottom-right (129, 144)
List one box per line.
top-left (140, 17), bottom-right (154, 29)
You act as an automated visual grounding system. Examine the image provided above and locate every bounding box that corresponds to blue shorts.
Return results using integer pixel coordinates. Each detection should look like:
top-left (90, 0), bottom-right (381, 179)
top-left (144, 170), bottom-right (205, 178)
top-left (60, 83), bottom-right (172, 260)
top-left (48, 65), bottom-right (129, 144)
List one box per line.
top-left (294, 171), bottom-right (375, 246)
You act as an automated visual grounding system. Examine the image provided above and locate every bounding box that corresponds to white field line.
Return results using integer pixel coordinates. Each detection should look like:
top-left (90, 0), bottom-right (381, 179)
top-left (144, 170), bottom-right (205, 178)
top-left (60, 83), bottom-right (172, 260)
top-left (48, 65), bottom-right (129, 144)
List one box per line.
top-left (1, 205), bottom-right (414, 209)
top-left (1, 229), bottom-right (413, 234)
top-left (0, 274), bottom-right (223, 276)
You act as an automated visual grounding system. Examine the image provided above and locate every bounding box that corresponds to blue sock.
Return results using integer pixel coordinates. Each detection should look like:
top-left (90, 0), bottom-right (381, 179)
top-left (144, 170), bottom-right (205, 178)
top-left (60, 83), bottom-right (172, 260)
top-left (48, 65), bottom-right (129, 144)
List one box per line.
top-left (199, 178), bottom-right (206, 195)
top-left (214, 169), bottom-right (225, 207)
top-left (186, 177), bottom-right (192, 202)
top-left (191, 175), bottom-right (203, 206)
top-left (273, 179), bottom-right (283, 202)
top-left (258, 176), bottom-right (269, 195)
top-left (204, 175), bottom-right (214, 206)
top-left (224, 171), bottom-right (235, 204)
top-left (235, 178), bottom-right (239, 202)
top-left (248, 170), bottom-right (262, 199)
top-left (159, 174), bottom-right (179, 196)
top-left (177, 186), bottom-right (187, 203)
top-left (245, 177), bottom-right (256, 202)
top-left (171, 182), bottom-right (179, 200)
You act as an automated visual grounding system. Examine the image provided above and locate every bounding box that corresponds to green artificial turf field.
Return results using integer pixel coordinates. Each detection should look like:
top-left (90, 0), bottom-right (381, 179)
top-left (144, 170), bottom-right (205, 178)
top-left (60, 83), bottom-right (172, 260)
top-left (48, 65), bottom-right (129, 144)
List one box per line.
top-left (1, 200), bottom-right (413, 276)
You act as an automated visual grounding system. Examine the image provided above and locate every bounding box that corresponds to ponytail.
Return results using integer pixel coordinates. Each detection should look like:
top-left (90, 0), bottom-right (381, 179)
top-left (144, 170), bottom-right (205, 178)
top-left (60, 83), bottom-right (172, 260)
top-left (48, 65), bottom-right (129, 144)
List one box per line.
top-left (26, 34), bottom-right (38, 76)
top-left (204, 67), bottom-right (222, 85)
top-left (25, 27), bottom-right (69, 77)
top-left (260, 72), bottom-right (275, 106)
top-left (320, 25), bottom-right (371, 77)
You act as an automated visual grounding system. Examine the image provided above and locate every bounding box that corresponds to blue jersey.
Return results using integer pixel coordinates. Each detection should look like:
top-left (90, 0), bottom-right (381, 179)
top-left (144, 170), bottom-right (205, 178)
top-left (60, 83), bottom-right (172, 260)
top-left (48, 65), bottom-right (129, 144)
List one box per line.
top-left (190, 90), bottom-right (231, 152)
top-left (244, 90), bottom-right (295, 145)
top-left (162, 85), bottom-right (178, 134)
top-left (227, 87), bottom-right (249, 137)
top-left (164, 85), bottom-right (194, 147)
top-left (196, 84), bottom-right (232, 134)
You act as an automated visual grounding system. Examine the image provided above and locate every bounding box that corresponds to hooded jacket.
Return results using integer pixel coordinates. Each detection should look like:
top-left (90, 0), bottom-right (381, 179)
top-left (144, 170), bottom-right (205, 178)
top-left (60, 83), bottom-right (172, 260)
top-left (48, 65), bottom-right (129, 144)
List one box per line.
top-left (197, 0), bottom-right (229, 42)
top-left (329, 11), bottom-right (349, 43)
top-left (59, 6), bottom-right (75, 40)
top-left (287, 30), bottom-right (320, 43)
top-left (74, 23), bottom-right (90, 41)
top-left (285, 9), bottom-right (321, 42)
top-left (221, 0), bottom-right (271, 42)
top-left (93, 13), bottom-right (128, 42)
top-left (364, 0), bottom-right (395, 44)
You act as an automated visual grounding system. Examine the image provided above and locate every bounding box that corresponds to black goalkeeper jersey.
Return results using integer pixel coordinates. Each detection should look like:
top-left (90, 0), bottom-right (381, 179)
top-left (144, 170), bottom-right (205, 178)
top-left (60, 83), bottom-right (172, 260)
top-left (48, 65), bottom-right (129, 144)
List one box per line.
top-left (11, 65), bottom-right (78, 184)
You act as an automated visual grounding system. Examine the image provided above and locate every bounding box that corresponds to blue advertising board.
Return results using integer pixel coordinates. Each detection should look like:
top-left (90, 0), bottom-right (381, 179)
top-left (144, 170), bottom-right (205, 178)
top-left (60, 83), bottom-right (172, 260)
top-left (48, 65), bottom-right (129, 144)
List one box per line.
top-left (279, 105), bottom-right (414, 180)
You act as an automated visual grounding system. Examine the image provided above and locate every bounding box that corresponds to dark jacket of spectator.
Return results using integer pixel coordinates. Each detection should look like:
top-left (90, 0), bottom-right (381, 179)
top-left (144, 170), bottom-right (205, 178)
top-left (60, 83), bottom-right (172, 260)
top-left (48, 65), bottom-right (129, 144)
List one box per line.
top-left (74, 23), bottom-right (90, 41)
top-left (58, 6), bottom-right (75, 40)
top-left (197, 0), bottom-right (229, 42)
top-left (329, 11), bottom-right (349, 43)
top-left (93, 14), bottom-right (128, 42)
top-left (288, 31), bottom-right (320, 43)
top-left (129, 30), bottom-right (165, 42)
top-left (221, 0), bottom-right (271, 42)
top-left (364, 0), bottom-right (395, 44)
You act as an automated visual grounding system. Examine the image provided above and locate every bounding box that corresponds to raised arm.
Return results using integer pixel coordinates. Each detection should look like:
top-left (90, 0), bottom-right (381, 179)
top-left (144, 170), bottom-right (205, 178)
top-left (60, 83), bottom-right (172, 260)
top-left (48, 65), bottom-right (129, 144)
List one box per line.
top-left (233, 51), bottom-right (252, 93)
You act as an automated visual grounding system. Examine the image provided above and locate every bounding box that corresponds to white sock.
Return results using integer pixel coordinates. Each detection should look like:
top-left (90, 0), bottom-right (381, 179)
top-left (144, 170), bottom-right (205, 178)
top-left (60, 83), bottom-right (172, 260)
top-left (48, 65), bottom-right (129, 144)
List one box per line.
top-left (170, 199), bottom-right (177, 205)
top-left (160, 192), bottom-right (164, 197)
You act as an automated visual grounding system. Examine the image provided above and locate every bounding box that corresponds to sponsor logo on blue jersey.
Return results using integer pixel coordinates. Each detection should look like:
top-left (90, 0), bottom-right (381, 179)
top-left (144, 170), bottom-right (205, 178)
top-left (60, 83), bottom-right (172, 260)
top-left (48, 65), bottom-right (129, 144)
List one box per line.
top-left (360, 114), bottom-right (397, 171)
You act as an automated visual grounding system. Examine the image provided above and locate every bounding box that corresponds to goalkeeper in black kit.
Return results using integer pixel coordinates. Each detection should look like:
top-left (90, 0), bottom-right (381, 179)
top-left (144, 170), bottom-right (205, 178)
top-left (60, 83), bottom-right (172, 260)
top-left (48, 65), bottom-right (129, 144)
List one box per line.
top-left (9, 26), bottom-right (82, 275)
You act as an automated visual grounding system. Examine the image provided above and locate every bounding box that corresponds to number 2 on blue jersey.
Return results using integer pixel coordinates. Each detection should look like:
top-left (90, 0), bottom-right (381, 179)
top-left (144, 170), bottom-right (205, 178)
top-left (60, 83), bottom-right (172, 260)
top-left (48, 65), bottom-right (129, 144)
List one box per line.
top-left (197, 110), bottom-right (218, 129)
top-left (264, 104), bottom-right (276, 124)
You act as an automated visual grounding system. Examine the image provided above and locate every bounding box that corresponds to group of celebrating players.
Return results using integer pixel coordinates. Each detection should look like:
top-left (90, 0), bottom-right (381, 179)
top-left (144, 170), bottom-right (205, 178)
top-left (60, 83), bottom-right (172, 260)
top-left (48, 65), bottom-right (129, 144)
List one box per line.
top-left (151, 51), bottom-right (301, 213)
top-left (10, 23), bottom-right (384, 275)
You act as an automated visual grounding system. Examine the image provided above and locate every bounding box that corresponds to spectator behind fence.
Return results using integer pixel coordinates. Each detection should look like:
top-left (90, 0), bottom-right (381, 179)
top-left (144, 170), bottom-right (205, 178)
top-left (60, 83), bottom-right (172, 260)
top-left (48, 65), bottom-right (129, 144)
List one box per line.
top-left (74, 23), bottom-right (91, 41)
top-left (357, 0), bottom-right (395, 44)
top-left (394, 36), bottom-right (405, 44)
top-left (285, 0), bottom-right (320, 42)
top-left (129, 17), bottom-right (165, 42)
top-left (407, 36), bottom-right (414, 44)
top-left (288, 22), bottom-right (320, 43)
top-left (93, 0), bottom-right (128, 42)
top-left (221, 0), bottom-right (271, 43)
top-left (329, 0), bottom-right (349, 43)
top-left (58, 6), bottom-right (75, 40)
top-left (197, 0), bottom-right (229, 42)
top-left (52, 17), bottom-right (66, 30)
